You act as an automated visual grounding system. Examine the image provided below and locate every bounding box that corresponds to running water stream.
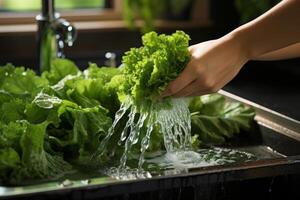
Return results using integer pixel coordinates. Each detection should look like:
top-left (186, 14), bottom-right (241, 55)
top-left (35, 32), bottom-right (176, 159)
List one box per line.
top-left (93, 96), bottom-right (193, 178)
top-left (93, 96), bottom-right (255, 180)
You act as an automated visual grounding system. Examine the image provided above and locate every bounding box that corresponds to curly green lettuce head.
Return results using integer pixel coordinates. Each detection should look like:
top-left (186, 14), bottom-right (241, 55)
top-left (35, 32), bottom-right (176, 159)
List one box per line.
top-left (122, 31), bottom-right (190, 106)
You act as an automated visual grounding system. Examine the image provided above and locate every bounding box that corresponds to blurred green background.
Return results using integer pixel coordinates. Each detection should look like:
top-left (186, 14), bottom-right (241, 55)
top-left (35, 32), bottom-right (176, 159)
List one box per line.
top-left (0, 0), bottom-right (105, 11)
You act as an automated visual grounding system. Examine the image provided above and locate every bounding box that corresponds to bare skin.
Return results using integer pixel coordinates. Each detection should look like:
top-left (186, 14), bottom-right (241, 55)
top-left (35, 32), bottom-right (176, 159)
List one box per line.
top-left (162, 0), bottom-right (300, 98)
top-left (256, 42), bottom-right (300, 61)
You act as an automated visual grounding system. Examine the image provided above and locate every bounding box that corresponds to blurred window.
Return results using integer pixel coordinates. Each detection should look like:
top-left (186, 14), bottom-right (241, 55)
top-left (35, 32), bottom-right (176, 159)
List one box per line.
top-left (0, 0), bottom-right (121, 25)
top-left (0, 0), bottom-right (106, 11)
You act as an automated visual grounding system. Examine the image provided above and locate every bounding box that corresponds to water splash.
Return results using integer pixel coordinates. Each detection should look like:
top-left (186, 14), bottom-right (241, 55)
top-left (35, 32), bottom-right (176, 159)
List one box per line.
top-left (106, 167), bottom-right (152, 180)
top-left (146, 148), bottom-right (256, 171)
top-left (93, 96), bottom-right (193, 178)
top-left (91, 95), bottom-right (258, 181)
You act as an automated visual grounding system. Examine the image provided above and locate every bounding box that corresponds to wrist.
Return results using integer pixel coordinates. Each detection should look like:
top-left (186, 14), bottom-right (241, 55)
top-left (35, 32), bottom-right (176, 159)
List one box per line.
top-left (224, 29), bottom-right (252, 62)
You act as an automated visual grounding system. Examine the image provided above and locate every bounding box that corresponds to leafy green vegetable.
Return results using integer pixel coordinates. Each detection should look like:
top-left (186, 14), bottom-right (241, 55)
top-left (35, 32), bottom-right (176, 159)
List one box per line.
top-left (42, 59), bottom-right (79, 85)
top-left (189, 94), bottom-right (255, 146)
top-left (47, 101), bottom-right (112, 167)
top-left (0, 147), bottom-right (20, 180)
top-left (122, 31), bottom-right (190, 107)
top-left (0, 61), bottom-right (119, 183)
top-left (0, 64), bottom-right (48, 98)
top-left (0, 120), bottom-right (72, 183)
top-left (18, 121), bottom-right (72, 181)
top-left (1, 99), bottom-right (26, 124)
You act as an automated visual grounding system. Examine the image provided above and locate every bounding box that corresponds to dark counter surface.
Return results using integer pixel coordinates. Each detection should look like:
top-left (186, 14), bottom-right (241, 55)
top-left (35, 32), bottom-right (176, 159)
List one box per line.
top-left (224, 59), bottom-right (300, 121)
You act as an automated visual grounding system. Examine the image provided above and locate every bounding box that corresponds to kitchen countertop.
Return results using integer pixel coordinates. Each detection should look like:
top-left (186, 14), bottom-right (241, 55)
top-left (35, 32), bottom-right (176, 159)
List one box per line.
top-left (224, 59), bottom-right (300, 121)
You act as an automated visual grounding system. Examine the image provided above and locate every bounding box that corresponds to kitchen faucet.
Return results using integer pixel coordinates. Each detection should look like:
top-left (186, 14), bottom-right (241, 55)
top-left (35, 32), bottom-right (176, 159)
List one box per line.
top-left (36, 0), bottom-right (77, 72)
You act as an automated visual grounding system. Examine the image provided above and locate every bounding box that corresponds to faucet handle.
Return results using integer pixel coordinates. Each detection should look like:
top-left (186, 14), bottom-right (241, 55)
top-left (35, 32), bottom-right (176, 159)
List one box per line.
top-left (53, 18), bottom-right (77, 57)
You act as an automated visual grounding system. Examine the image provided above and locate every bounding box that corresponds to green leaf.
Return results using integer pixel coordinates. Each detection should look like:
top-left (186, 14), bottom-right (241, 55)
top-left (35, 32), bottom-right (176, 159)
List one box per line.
top-left (48, 105), bottom-right (112, 168)
top-left (87, 63), bottom-right (121, 81)
top-left (0, 148), bottom-right (20, 179)
top-left (0, 64), bottom-right (48, 98)
top-left (0, 98), bottom-right (26, 124)
top-left (18, 121), bottom-right (72, 180)
top-left (189, 94), bottom-right (255, 146)
top-left (42, 58), bottom-right (79, 85)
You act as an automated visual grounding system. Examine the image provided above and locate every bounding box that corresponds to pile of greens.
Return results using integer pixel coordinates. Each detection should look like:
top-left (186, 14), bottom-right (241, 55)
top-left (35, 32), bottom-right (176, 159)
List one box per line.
top-left (0, 60), bottom-right (119, 183)
top-left (0, 31), bottom-right (254, 184)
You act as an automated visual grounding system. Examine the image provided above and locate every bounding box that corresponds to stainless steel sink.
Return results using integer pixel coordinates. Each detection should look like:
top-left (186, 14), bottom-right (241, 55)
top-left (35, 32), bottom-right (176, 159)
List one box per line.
top-left (0, 91), bottom-right (299, 200)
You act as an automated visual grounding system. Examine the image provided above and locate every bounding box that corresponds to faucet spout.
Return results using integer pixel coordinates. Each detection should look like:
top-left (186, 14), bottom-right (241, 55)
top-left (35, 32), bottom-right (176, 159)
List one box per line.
top-left (41, 0), bottom-right (55, 19)
top-left (36, 0), bottom-right (77, 73)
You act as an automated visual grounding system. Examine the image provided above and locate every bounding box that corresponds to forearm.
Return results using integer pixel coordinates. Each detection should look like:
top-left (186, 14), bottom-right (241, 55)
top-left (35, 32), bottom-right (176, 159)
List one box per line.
top-left (255, 42), bottom-right (300, 61)
top-left (162, 0), bottom-right (300, 97)
top-left (230, 0), bottom-right (300, 60)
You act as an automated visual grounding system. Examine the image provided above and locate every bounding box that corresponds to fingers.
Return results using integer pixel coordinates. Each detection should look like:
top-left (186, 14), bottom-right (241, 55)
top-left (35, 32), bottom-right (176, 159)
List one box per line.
top-left (186, 89), bottom-right (218, 97)
top-left (161, 63), bottom-right (197, 97)
top-left (172, 78), bottom-right (218, 98)
top-left (172, 79), bottom-right (203, 97)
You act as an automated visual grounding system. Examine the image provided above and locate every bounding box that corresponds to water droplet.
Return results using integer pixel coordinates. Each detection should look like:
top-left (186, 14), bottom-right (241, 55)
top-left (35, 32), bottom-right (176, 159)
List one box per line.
top-left (33, 92), bottom-right (62, 109)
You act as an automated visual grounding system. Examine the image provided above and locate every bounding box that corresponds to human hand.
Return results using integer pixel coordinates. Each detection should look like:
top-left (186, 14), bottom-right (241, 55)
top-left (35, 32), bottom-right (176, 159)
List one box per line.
top-left (161, 34), bottom-right (250, 97)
